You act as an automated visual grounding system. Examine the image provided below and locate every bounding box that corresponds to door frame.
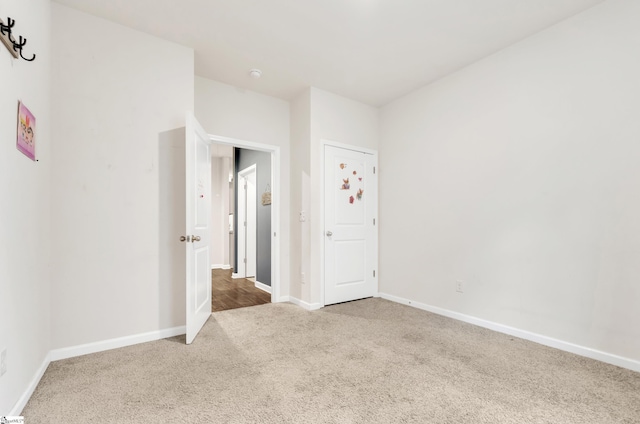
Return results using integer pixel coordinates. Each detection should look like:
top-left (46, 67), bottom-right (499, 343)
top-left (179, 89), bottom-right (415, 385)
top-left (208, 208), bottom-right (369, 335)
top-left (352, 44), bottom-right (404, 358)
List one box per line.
top-left (320, 139), bottom-right (379, 308)
top-left (236, 164), bottom-right (257, 279)
top-left (208, 134), bottom-right (282, 303)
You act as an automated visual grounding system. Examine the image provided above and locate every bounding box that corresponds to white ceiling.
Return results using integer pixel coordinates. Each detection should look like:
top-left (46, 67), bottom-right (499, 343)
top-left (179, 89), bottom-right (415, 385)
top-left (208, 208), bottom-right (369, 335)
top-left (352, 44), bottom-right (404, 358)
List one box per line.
top-left (53, 0), bottom-right (604, 107)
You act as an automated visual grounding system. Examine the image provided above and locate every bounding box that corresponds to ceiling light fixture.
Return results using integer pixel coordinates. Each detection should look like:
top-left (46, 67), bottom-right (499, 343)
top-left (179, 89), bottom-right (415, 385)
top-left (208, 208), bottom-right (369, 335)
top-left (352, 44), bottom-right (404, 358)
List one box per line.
top-left (249, 68), bottom-right (262, 79)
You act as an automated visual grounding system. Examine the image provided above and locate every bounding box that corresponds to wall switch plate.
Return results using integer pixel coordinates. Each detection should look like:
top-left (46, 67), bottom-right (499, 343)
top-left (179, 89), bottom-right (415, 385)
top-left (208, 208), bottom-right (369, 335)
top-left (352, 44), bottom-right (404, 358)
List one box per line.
top-left (0, 348), bottom-right (7, 377)
top-left (456, 280), bottom-right (464, 293)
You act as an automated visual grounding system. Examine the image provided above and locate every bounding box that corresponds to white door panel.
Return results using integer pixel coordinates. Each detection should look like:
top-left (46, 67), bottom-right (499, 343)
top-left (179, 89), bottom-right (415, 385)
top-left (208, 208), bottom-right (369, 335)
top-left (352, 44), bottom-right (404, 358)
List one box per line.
top-left (186, 113), bottom-right (212, 344)
top-left (334, 240), bottom-right (366, 284)
top-left (324, 145), bottom-right (377, 305)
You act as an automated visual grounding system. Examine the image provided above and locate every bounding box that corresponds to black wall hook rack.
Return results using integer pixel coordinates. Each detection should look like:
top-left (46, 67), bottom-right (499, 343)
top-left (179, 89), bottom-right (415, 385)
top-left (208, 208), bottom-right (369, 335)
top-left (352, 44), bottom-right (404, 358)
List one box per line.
top-left (0, 17), bottom-right (36, 62)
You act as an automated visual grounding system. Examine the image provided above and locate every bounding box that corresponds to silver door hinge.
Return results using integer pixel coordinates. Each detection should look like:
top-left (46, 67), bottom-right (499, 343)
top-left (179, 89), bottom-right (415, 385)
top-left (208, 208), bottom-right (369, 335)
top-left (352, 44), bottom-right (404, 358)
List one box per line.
top-left (373, 218), bottom-right (376, 225)
top-left (373, 166), bottom-right (376, 174)
top-left (373, 270), bottom-right (376, 277)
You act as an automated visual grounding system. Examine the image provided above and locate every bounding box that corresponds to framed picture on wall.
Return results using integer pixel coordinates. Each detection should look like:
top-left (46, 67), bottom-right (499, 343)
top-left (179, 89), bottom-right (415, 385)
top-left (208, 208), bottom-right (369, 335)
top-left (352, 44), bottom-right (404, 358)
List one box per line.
top-left (17, 101), bottom-right (36, 161)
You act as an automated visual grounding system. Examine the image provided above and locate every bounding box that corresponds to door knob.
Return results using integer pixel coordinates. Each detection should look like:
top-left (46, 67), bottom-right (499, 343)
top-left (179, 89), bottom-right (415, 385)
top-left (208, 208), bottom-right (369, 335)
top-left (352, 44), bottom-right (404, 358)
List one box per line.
top-left (326, 231), bottom-right (333, 237)
top-left (180, 235), bottom-right (201, 242)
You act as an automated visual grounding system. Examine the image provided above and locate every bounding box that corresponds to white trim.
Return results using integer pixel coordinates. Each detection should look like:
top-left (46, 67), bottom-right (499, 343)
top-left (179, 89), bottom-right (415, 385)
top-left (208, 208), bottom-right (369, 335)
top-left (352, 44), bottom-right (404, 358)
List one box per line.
top-left (273, 295), bottom-right (292, 304)
top-left (269, 147), bottom-right (282, 302)
top-left (49, 326), bottom-right (186, 362)
top-left (288, 296), bottom-right (323, 311)
top-left (379, 292), bottom-right (640, 373)
top-left (231, 272), bottom-right (242, 279)
top-left (254, 281), bottom-right (272, 294)
top-left (211, 264), bottom-right (231, 270)
top-left (208, 134), bottom-right (278, 153)
top-left (207, 134), bottom-right (283, 304)
top-left (11, 326), bottom-right (186, 414)
top-left (10, 352), bottom-right (51, 416)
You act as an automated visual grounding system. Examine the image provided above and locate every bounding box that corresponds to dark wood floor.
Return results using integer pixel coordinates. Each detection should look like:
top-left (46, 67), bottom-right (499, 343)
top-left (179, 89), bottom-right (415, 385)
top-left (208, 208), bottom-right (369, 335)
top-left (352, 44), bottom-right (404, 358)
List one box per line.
top-left (212, 268), bottom-right (271, 312)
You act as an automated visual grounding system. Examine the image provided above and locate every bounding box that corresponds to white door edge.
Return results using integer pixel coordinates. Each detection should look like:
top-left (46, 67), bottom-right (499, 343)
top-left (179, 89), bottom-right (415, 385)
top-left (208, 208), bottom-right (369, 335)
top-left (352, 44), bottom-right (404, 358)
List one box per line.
top-left (185, 112), bottom-right (213, 344)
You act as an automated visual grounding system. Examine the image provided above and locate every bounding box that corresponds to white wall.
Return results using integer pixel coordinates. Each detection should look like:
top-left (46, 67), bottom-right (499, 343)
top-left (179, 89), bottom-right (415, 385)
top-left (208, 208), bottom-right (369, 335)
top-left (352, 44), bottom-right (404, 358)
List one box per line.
top-left (0, 0), bottom-right (51, 414)
top-left (289, 89), bottom-right (311, 302)
top-left (50, 4), bottom-right (194, 349)
top-left (379, 0), bottom-right (640, 365)
top-left (306, 88), bottom-right (379, 306)
top-left (195, 76), bottom-right (291, 297)
top-left (210, 156), bottom-right (231, 268)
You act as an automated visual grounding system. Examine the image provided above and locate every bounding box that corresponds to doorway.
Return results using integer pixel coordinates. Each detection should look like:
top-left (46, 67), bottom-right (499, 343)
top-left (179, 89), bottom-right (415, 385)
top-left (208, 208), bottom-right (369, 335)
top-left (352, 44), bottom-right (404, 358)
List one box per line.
top-left (158, 127), bottom-right (282, 334)
top-left (209, 139), bottom-right (279, 311)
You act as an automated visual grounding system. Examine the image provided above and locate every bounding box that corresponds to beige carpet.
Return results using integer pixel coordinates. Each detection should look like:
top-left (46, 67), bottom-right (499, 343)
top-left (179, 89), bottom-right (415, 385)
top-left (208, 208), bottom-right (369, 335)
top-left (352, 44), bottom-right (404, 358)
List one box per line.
top-left (23, 298), bottom-right (640, 423)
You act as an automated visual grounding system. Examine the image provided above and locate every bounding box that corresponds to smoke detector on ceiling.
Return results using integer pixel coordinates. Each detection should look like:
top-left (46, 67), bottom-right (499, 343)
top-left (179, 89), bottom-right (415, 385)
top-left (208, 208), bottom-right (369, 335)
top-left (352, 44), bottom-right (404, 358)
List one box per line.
top-left (249, 69), bottom-right (262, 79)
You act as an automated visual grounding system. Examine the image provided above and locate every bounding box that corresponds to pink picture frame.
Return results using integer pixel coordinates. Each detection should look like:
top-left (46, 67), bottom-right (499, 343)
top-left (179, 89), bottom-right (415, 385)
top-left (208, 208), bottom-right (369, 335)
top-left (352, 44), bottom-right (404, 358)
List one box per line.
top-left (17, 101), bottom-right (36, 161)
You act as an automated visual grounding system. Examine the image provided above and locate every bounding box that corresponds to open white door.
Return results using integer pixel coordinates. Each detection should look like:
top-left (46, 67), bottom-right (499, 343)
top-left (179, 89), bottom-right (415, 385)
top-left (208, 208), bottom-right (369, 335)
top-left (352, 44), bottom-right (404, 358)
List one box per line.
top-left (245, 167), bottom-right (257, 278)
top-left (324, 145), bottom-right (378, 305)
top-left (236, 164), bottom-right (257, 278)
top-left (185, 113), bottom-right (212, 344)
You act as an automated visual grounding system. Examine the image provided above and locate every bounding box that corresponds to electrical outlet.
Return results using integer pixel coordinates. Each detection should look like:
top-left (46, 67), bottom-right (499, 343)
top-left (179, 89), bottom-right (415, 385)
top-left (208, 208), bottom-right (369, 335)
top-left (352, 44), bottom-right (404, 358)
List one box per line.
top-left (0, 348), bottom-right (7, 377)
top-left (300, 272), bottom-right (306, 284)
top-left (456, 280), bottom-right (464, 293)
top-left (299, 211), bottom-right (306, 222)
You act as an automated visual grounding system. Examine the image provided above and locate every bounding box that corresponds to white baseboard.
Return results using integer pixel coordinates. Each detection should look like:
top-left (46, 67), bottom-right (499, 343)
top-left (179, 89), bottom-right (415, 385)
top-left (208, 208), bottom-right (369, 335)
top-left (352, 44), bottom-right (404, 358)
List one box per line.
top-left (231, 272), bottom-right (243, 279)
top-left (11, 326), bottom-right (186, 415)
top-left (287, 296), bottom-right (322, 311)
top-left (10, 352), bottom-right (51, 416)
top-left (274, 295), bottom-right (292, 305)
top-left (254, 281), bottom-right (272, 294)
top-left (211, 264), bottom-right (231, 270)
top-left (379, 292), bottom-right (640, 373)
top-left (50, 326), bottom-right (186, 361)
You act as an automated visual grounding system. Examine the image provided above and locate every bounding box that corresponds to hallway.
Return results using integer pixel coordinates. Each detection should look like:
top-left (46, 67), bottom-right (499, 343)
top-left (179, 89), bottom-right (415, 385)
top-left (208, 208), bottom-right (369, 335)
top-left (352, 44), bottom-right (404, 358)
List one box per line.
top-left (211, 268), bottom-right (271, 312)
